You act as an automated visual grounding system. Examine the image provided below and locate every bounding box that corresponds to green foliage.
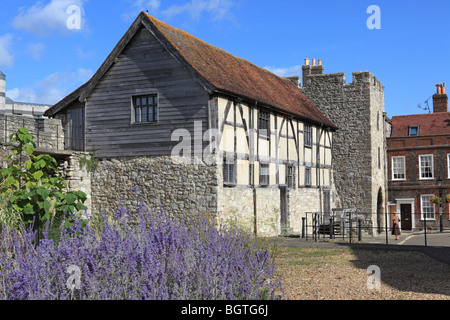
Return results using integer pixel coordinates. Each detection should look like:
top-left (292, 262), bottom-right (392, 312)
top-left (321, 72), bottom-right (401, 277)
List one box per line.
top-left (79, 151), bottom-right (98, 173)
top-left (0, 193), bottom-right (23, 232)
top-left (0, 128), bottom-right (88, 232)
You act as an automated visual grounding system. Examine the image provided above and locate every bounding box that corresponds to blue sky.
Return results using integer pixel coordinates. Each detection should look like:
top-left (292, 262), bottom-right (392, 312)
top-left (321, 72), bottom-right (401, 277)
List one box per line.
top-left (0, 0), bottom-right (449, 118)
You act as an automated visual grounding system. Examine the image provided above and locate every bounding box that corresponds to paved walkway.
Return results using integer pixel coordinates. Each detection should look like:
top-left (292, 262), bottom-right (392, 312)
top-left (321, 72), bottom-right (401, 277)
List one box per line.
top-left (268, 231), bottom-right (450, 266)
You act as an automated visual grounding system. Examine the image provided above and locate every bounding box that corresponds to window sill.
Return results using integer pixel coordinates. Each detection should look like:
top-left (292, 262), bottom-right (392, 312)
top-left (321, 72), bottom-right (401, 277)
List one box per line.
top-left (223, 183), bottom-right (237, 188)
top-left (131, 121), bottom-right (159, 126)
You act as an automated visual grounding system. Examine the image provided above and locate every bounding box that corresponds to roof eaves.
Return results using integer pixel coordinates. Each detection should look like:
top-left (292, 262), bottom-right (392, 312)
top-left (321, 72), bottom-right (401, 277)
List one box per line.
top-left (214, 88), bottom-right (338, 130)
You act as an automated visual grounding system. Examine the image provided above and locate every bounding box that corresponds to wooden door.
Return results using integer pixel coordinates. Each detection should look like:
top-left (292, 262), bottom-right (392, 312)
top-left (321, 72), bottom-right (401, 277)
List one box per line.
top-left (400, 204), bottom-right (412, 231)
top-left (65, 107), bottom-right (85, 151)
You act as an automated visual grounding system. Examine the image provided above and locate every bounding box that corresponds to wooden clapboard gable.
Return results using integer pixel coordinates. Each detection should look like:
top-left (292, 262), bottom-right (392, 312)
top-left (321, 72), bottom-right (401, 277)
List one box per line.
top-left (83, 26), bottom-right (210, 157)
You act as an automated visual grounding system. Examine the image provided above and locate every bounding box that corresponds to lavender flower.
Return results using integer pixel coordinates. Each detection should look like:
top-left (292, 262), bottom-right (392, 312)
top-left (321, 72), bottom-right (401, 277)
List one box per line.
top-left (0, 202), bottom-right (283, 300)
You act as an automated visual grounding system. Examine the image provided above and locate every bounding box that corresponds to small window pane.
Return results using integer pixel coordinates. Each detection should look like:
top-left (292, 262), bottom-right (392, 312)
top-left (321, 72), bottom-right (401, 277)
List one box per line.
top-left (148, 107), bottom-right (154, 122)
top-left (142, 107), bottom-right (148, 122)
top-left (286, 165), bottom-right (294, 188)
top-left (223, 158), bottom-right (236, 185)
top-left (260, 163), bottom-right (269, 186)
top-left (258, 111), bottom-right (270, 138)
top-left (304, 125), bottom-right (312, 147)
top-left (305, 167), bottom-right (312, 186)
top-left (409, 126), bottom-right (418, 136)
top-left (135, 107), bottom-right (141, 123)
top-left (133, 94), bottom-right (158, 123)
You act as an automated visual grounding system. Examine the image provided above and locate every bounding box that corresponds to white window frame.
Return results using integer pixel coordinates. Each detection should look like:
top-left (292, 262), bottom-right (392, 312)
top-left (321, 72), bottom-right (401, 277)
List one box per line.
top-left (419, 154), bottom-right (434, 180)
top-left (447, 154), bottom-right (450, 179)
top-left (392, 156), bottom-right (406, 181)
top-left (420, 194), bottom-right (436, 220)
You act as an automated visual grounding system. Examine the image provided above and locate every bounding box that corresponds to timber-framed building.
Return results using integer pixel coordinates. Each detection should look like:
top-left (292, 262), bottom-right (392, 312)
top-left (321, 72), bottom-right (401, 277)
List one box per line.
top-left (45, 12), bottom-right (338, 236)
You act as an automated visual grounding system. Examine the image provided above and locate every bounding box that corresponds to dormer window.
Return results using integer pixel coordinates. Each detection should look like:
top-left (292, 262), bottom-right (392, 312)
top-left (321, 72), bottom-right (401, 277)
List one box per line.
top-left (409, 126), bottom-right (419, 136)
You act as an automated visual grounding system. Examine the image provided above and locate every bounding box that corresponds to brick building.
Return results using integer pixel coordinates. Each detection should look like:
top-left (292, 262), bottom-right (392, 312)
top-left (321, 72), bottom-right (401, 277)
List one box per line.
top-left (387, 84), bottom-right (450, 231)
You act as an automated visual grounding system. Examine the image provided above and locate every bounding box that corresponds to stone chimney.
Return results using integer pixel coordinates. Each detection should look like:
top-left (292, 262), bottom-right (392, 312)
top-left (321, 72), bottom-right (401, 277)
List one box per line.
top-left (0, 71), bottom-right (5, 113)
top-left (433, 83), bottom-right (448, 113)
top-left (302, 58), bottom-right (324, 86)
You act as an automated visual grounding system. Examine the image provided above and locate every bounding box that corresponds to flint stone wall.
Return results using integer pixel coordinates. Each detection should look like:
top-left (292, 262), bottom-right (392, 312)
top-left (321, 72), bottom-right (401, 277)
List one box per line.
top-left (301, 71), bottom-right (386, 217)
top-left (90, 156), bottom-right (219, 218)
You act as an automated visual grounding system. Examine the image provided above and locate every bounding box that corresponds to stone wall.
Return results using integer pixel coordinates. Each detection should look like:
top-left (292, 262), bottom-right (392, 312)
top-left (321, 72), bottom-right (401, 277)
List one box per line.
top-left (57, 152), bottom-right (92, 217)
top-left (301, 69), bottom-right (387, 225)
top-left (0, 114), bottom-right (64, 150)
top-left (217, 184), bottom-right (336, 237)
top-left (90, 156), bottom-right (219, 218)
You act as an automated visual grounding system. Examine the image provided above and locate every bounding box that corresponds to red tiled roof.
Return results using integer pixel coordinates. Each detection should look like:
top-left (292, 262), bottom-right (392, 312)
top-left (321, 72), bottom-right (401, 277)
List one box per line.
top-left (391, 112), bottom-right (450, 137)
top-left (46, 13), bottom-right (337, 130)
top-left (144, 14), bottom-right (337, 129)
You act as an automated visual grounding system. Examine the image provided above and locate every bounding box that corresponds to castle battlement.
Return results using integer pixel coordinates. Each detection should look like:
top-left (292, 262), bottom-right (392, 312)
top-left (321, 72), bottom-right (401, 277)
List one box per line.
top-left (299, 59), bottom-right (387, 225)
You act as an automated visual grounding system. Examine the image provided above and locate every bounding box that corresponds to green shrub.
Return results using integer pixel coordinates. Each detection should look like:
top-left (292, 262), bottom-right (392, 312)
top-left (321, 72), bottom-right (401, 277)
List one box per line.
top-left (0, 128), bottom-right (87, 236)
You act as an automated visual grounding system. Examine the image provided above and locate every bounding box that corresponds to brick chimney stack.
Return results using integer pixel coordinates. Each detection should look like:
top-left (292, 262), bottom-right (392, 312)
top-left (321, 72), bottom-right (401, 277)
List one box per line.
top-left (433, 83), bottom-right (448, 113)
top-left (302, 58), bottom-right (324, 86)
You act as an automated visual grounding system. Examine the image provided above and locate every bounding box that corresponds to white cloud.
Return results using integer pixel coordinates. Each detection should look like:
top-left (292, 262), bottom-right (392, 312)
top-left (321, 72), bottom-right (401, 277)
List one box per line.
top-left (6, 68), bottom-right (93, 105)
top-left (121, 0), bottom-right (161, 21)
top-left (12, 0), bottom-right (85, 36)
top-left (264, 65), bottom-right (302, 77)
top-left (163, 0), bottom-right (235, 21)
top-left (28, 43), bottom-right (46, 60)
top-left (122, 0), bottom-right (236, 22)
top-left (0, 34), bottom-right (14, 67)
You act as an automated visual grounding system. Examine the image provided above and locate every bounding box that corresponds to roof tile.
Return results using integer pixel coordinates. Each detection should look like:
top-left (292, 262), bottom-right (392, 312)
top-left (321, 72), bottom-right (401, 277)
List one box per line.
top-left (391, 112), bottom-right (450, 137)
top-left (145, 14), bottom-right (337, 129)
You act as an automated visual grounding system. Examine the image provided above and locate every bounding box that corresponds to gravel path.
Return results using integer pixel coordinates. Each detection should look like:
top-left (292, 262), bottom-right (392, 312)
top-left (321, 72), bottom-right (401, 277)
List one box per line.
top-left (273, 245), bottom-right (450, 300)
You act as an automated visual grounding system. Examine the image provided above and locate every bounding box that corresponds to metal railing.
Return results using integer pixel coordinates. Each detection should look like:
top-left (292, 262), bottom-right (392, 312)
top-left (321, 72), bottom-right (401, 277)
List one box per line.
top-left (302, 209), bottom-right (449, 247)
